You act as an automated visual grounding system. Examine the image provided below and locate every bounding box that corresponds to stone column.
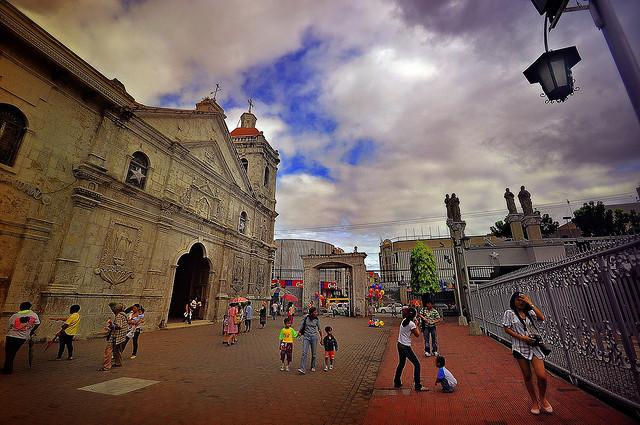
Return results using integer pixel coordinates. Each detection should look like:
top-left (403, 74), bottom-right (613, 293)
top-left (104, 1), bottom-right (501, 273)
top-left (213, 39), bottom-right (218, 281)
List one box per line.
top-left (506, 213), bottom-right (525, 241)
top-left (523, 213), bottom-right (543, 240)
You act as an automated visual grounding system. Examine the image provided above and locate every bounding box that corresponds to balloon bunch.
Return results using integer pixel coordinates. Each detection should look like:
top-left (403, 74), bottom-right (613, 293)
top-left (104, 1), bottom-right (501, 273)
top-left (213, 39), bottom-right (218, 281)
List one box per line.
top-left (368, 318), bottom-right (385, 327)
top-left (367, 284), bottom-right (384, 301)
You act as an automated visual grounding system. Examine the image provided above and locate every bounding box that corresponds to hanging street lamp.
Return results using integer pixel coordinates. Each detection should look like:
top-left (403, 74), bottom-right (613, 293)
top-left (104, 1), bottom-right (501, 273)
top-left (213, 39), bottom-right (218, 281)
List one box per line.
top-left (524, 46), bottom-right (581, 102)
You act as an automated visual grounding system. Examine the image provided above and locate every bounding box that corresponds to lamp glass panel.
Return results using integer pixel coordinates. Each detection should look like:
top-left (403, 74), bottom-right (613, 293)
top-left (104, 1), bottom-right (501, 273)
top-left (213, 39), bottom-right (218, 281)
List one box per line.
top-left (550, 58), bottom-right (567, 87)
top-left (538, 61), bottom-right (554, 94)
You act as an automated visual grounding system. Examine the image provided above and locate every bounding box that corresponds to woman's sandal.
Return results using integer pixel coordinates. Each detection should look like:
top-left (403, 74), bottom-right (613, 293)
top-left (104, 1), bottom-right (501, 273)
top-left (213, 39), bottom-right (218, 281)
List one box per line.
top-left (530, 407), bottom-right (541, 415)
top-left (415, 385), bottom-right (429, 392)
top-left (541, 402), bottom-right (553, 414)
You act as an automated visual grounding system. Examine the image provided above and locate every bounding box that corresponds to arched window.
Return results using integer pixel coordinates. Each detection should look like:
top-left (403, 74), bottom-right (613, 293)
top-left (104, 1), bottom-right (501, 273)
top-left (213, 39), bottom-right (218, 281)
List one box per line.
top-left (263, 166), bottom-right (270, 186)
top-left (126, 151), bottom-right (149, 189)
top-left (239, 211), bottom-right (248, 234)
top-left (0, 104), bottom-right (27, 167)
top-left (240, 158), bottom-right (248, 172)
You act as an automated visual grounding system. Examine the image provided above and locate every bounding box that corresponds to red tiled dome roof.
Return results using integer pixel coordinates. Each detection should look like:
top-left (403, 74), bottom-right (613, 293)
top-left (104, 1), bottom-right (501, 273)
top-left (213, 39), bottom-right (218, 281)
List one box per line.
top-left (230, 127), bottom-right (260, 137)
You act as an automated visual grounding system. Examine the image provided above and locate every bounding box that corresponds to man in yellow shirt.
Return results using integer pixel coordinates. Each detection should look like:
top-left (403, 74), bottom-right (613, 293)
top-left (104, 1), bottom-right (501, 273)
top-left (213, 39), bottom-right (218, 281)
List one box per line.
top-left (50, 305), bottom-right (80, 360)
top-left (278, 318), bottom-right (298, 372)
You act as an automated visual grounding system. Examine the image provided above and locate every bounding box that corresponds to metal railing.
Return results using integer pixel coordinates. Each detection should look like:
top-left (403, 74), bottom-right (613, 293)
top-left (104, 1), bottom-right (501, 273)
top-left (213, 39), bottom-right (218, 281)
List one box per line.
top-left (469, 236), bottom-right (640, 411)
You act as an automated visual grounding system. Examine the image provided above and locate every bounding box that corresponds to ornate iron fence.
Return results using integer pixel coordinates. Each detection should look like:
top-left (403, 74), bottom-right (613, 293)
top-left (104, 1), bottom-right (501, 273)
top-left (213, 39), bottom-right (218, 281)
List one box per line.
top-left (469, 237), bottom-right (640, 410)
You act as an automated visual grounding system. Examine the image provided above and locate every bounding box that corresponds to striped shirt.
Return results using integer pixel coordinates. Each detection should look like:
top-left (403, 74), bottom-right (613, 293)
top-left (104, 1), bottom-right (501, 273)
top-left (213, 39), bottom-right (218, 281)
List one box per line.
top-left (110, 312), bottom-right (129, 345)
top-left (421, 308), bottom-right (440, 327)
top-left (502, 309), bottom-right (545, 360)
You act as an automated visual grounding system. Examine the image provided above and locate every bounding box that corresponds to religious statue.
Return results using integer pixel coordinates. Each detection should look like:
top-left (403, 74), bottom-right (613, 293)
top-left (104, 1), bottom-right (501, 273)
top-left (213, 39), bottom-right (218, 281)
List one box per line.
top-left (450, 193), bottom-right (461, 221)
top-left (518, 185), bottom-right (534, 215)
top-left (444, 194), bottom-right (452, 220)
top-left (504, 188), bottom-right (517, 214)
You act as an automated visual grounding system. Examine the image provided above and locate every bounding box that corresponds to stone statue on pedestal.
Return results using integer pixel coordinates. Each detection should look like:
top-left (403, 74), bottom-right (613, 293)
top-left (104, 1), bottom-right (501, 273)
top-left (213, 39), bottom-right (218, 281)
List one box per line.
top-left (444, 194), bottom-right (452, 220)
top-left (504, 188), bottom-right (517, 214)
top-left (518, 185), bottom-right (534, 215)
top-left (450, 193), bottom-right (461, 221)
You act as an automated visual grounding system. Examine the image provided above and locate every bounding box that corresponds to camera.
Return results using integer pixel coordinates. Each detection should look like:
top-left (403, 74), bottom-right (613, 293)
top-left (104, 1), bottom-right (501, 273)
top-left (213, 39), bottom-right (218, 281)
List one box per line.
top-left (529, 334), bottom-right (552, 356)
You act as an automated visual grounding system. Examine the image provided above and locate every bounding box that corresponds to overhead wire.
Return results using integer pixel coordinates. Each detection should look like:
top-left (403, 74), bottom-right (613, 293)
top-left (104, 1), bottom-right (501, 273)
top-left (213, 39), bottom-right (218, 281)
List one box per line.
top-left (275, 192), bottom-right (635, 234)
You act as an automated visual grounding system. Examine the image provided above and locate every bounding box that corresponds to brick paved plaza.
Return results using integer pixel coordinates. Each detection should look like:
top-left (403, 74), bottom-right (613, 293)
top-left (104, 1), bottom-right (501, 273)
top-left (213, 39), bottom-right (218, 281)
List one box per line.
top-left (0, 316), bottom-right (636, 425)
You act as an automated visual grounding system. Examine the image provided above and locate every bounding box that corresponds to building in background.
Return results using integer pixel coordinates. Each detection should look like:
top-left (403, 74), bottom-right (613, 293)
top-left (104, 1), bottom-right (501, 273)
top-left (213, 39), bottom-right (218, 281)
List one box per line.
top-left (272, 239), bottom-right (347, 309)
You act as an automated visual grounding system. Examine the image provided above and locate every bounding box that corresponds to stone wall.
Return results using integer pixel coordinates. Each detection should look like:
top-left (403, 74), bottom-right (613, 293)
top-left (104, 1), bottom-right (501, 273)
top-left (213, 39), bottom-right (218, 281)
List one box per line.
top-left (0, 14), bottom-right (278, 338)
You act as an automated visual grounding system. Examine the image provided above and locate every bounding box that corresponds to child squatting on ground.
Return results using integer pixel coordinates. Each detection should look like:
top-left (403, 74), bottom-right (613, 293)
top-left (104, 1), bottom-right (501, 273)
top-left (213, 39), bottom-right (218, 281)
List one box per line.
top-left (435, 355), bottom-right (457, 393)
top-left (322, 326), bottom-right (338, 371)
top-left (279, 317), bottom-right (298, 371)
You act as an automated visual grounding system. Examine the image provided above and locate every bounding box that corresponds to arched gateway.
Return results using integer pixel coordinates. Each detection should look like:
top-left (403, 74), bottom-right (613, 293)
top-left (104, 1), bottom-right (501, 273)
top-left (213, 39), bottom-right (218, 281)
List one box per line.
top-left (301, 252), bottom-right (367, 316)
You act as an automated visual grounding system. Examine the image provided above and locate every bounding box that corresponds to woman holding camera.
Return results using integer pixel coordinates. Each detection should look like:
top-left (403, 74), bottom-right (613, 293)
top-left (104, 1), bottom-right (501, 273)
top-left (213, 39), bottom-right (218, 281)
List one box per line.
top-left (502, 292), bottom-right (552, 415)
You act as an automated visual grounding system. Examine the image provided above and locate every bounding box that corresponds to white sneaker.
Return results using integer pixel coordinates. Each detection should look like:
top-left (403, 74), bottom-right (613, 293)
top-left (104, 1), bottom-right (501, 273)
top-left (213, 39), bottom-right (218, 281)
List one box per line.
top-left (280, 365), bottom-right (285, 371)
top-left (433, 351), bottom-right (439, 356)
top-left (311, 368), bottom-right (316, 372)
top-left (323, 366), bottom-right (328, 372)
top-left (329, 364), bottom-right (333, 370)
top-left (298, 368), bottom-right (305, 375)
top-left (130, 355), bottom-right (136, 359)
top-left (425, 352), bottom-right (431, 357)
top-left (286, 366), bottom-right (290, 372)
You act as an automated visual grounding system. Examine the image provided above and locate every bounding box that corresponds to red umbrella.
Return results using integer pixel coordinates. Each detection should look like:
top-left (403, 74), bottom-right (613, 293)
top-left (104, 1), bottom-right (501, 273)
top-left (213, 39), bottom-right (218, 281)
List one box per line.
top-left (282, 294), bottom-right (298, 302)
top-left (230, 297), bottom-right (248, 304)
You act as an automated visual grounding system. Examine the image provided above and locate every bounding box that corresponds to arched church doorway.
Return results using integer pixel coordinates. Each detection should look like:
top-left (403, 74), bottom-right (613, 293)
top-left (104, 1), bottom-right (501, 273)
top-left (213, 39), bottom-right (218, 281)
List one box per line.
top-left (169, 244), bottom-right (210, 321)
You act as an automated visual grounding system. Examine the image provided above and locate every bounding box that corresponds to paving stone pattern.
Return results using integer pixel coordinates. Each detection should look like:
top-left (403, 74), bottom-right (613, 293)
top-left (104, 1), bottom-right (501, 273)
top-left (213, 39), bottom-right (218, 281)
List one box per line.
top-left (0, 316), bottom-right (388, 425)
top-left (365, 318), bottom-right (637, 425)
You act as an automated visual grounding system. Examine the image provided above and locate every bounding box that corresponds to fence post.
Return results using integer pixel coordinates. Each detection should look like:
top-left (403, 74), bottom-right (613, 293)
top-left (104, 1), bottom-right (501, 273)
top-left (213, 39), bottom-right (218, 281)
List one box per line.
top-left (597, 256), bottom-right (640, 397)
top-left (476, 284), bottom-right (487, 335)
top-left (541, 274), bottom-right (577, 385)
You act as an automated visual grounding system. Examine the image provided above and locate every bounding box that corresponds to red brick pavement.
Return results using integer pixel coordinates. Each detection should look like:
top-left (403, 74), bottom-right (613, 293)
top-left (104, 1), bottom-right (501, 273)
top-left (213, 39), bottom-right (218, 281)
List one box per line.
top-left (0, 316), bottom-right (388, 425)
top-left (364, 318), bottom-right (637, 425)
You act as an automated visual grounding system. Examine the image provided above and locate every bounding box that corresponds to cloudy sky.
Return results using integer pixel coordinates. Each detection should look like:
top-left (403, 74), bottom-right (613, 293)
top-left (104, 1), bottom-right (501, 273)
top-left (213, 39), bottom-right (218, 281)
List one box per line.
top-left (15, 0), bottom-right (640, 268)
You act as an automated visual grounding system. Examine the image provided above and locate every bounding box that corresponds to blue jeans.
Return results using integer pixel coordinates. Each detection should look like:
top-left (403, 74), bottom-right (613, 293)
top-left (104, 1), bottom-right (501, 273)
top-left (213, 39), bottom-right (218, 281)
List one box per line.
top-left (438, 377), bottom-right (455, 393)
top-left (424, 326), bottom-right (438, 354)
top-left (299, 335), bottom-right (318, 372)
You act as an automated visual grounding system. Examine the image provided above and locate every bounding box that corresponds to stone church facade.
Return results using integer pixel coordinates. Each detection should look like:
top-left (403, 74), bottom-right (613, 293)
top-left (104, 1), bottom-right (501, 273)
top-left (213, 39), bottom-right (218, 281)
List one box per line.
top-left (0, 3), bottom-right (278, 337)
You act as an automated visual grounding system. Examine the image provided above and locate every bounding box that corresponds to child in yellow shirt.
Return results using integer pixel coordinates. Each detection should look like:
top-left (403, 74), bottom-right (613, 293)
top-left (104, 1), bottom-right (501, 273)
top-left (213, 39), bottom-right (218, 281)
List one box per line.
top-left (278, 317), bottom-right (298, 371)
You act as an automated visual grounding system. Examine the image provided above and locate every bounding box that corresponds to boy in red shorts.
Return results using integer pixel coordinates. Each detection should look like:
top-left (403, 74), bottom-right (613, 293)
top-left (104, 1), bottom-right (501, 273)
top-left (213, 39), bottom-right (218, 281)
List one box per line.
top-left (322, 326), bottom-right (338, 372)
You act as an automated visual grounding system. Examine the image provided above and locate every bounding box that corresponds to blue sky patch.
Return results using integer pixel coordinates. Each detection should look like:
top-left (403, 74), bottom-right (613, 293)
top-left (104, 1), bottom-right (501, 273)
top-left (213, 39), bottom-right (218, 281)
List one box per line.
top-left (343, 139), bottom-right (376, 165)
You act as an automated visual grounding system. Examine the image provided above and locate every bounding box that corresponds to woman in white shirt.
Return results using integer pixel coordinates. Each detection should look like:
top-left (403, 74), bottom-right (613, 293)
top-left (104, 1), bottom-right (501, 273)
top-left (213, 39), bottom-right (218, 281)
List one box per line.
top-left (503, 292), bottom-right (552, 415)
top-left (393, 307), bottom-right (427, 391)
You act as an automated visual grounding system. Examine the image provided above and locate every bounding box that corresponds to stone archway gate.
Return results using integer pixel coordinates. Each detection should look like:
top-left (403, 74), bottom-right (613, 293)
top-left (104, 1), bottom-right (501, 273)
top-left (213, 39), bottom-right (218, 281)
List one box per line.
top-left (301, 252), bottom-right (367, 316)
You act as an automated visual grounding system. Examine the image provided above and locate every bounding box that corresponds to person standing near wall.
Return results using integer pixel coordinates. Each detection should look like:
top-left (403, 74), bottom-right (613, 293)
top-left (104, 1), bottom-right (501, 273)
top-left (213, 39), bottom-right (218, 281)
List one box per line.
top-left (50, 304), bottom-right (81, 361)
top-left (99, 303), bottom-right (127, 371)
top-left (297, 307), bottom-right (323, 374)
top-left (2, 302), bottom-right (40, 374)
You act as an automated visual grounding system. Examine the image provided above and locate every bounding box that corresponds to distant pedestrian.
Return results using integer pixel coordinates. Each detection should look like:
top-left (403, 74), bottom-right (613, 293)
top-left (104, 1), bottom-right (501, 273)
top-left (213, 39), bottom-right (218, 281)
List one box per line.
top-left (322, 326), bottom-right (338, 372)
top-left (122, 304), bottom-right (144, 359)
top-left (271, 302), bottom-right (278, 320)
top-left (224, 303), bottom-right (240, 345)
top-left (421, 300), bottom-right (441, 357)
top-left (99, 303), bottom-right (127, 371)
top-left (434, 355), bottom-right (457, 393)
top-left (2, 302), bottom-right (40, 374)
top-left (393, 307), bottom-right (427, 391)
top-left (50, 304), bottom-right (81, 360)
top-left (259, 302), bottom-right (267, 329)
top-left (503, 292), bottom-right (552, 415)
top-left (244, 301), bottom-right (253, 332)
top-left (185, 297), bottom-right (201, 324)
top-left (297, 307), bottom-right (322, 374)
top-left (287, 303), bottom-right (295, 326)
top-left (278, 317), bottom-right (298, 372)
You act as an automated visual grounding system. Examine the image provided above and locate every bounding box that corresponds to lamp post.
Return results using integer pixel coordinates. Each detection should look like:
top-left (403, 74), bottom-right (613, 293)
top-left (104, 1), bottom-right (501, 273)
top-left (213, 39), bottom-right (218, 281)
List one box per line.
top-left (529, 0), bottom-right (640, 122)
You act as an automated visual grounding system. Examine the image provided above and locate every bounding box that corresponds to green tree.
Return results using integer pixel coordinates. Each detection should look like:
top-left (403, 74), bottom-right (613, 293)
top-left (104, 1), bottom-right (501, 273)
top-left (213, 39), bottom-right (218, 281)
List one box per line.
top-left (572, 201), bottom-right (617, 236)
top-left (539, 213), bottom-right (559, 237)
top-left (410, 242), bottom-right (440, 305)
top-left (490, 220), bottom-right (512, 238)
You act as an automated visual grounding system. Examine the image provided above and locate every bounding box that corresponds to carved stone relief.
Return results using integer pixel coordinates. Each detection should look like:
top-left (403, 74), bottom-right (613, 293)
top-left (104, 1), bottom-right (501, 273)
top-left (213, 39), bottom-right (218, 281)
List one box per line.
top-left (255, 262), bottom-right (265, 295)
top-left (94, 220), bottom-right (141, 288)
top-left (231, 255), bottom-right (244, 294)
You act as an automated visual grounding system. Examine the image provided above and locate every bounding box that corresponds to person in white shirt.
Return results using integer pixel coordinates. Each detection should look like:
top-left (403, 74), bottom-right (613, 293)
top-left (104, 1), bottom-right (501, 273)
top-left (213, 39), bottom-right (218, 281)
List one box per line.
top-left (393, 307), bottom-right (427, 391)
top-left (503, 291), bottom-right (552, 415)
top-left (2, 302), bottom-right (40, 374)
